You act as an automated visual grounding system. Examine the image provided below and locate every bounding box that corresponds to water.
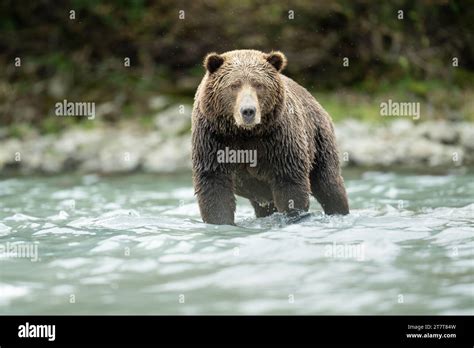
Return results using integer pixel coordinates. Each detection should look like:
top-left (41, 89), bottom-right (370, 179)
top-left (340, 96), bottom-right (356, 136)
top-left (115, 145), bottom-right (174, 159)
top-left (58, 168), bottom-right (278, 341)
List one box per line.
top-left (0, 170), bottom-right (472, 314)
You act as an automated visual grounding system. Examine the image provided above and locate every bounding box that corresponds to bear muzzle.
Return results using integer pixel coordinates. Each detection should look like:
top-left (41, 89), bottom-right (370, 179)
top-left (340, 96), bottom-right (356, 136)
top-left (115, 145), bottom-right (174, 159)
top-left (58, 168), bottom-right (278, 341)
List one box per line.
top-left (240, 106), bottom-right (256, 124)
top-left (234, 87), bottom-right (261, 128)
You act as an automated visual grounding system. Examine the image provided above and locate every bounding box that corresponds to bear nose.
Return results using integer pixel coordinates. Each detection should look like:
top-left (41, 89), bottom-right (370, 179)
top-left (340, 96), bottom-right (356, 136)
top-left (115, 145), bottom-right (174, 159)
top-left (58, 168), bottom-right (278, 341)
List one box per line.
top-left (240, 107), bottom-right (256, 122)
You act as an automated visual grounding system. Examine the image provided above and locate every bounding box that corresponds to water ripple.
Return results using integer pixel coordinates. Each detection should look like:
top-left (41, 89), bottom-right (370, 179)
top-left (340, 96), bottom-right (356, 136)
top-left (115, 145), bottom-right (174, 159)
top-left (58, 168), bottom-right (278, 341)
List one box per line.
top-left (0, 172), bottom-right (472, 314)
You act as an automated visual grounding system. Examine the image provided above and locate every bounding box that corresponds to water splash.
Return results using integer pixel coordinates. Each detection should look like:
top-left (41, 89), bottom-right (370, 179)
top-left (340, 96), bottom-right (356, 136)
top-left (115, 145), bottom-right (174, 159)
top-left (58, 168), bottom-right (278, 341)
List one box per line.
top-left (0, 171), bottom-right (472, 314)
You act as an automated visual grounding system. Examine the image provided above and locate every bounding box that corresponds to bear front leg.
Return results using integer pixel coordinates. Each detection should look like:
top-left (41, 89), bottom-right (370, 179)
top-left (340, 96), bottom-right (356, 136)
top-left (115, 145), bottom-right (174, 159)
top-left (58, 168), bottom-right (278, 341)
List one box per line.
top-left (250, 200), bottom-right (277, 218)
top-left (194, 172), bottom-right (236, 225)
top-left (272, 180), bottom-right (310, 218)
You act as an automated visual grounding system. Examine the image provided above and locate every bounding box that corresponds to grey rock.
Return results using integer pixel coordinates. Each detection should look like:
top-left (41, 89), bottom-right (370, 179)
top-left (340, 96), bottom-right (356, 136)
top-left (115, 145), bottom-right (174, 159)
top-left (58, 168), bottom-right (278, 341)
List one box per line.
top-left (416, 121), bottom-right (459, 144)
top-left (459, 125), bottom-right (474, 150)
top-left (0, 138), bottom-right (22, 169)
top-left (143, 134), bottom-right (192, 173)
top-left (148, 96), bottom-right (170, 110)
top-left (1, 119), bottom-right (472, 174)
top-left (154, 104), bottom-right (192, 137)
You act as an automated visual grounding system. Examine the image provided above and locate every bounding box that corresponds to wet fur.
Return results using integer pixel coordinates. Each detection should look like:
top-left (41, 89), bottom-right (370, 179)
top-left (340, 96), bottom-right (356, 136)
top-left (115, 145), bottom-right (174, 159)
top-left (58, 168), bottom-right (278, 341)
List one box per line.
top-left (192, 49), bottom-right (349, 225)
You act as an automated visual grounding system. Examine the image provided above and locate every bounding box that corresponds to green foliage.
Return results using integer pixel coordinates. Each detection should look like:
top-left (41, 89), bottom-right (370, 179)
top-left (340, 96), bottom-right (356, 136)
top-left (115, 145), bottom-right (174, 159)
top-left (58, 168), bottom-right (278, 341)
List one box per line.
top-left (8, 123), bottom-right (32, 138)
top-left (0, 0), bottom-right (472, 129)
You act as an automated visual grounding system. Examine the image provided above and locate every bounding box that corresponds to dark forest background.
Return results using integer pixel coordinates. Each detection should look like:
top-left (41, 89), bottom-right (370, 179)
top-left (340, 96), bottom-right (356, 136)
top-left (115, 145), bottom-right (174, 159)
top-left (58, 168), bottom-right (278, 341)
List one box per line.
top-left (0, 0), bottom-right (472, 134)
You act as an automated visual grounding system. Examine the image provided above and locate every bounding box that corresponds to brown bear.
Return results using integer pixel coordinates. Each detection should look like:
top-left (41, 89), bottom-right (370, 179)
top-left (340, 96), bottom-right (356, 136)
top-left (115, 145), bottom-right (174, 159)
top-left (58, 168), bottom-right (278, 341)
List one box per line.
top-left (192, 49), bottom-right (349, 225)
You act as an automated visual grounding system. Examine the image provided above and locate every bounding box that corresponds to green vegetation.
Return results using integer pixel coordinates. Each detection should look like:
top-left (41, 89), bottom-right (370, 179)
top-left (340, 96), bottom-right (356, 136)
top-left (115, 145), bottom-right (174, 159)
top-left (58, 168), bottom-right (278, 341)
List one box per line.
top-left (318, 79), bottom-right (474, 123)
top-left (0, 0), bottom-right (472, 134)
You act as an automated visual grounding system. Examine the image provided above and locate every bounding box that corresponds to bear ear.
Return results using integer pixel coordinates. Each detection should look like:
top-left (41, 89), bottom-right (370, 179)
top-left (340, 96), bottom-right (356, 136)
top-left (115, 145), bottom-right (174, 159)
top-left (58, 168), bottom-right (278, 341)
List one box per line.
top-left (204, 53), bottom-right (224, 74)
top-left (265, 51), bottom-right (287, 72)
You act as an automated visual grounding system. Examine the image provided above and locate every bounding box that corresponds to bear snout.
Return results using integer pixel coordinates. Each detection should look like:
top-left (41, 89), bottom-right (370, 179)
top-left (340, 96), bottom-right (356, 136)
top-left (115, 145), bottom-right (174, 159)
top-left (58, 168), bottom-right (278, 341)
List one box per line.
top-left (234, 88), bottom-right (261, 127)
top-left (240, 106), bottom-right (256, 123)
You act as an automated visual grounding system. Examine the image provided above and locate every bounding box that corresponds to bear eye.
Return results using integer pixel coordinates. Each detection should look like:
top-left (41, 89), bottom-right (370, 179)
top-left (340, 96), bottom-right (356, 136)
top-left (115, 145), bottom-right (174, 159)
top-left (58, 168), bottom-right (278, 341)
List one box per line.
top-left (230, 82), bottom-right (241, 90)
top-left (253, 82), bottom-right (264, 90)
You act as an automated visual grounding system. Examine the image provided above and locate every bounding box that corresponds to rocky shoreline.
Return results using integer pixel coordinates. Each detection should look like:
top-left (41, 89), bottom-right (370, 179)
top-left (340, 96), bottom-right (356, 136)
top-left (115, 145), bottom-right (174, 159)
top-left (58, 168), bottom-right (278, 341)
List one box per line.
top-left (1, 106), bottom-right (473, 174)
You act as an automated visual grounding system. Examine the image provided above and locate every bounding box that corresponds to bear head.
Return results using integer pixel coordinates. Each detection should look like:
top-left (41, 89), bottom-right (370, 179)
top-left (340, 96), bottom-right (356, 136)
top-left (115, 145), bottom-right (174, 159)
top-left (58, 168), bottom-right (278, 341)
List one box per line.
top-left (200, 49), bottom-right (287, 130)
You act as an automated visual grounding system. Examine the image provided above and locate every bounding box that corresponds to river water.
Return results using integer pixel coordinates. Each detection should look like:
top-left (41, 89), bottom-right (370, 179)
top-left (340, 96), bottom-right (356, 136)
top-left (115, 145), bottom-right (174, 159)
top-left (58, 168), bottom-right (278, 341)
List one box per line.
top-left (0, 170), bottom-right (472, 314)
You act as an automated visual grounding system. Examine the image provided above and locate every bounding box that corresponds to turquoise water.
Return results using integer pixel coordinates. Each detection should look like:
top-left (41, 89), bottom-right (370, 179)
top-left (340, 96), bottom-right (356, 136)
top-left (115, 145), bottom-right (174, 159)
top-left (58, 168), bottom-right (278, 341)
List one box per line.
top-left (0, 170), bottom-right (473, 314)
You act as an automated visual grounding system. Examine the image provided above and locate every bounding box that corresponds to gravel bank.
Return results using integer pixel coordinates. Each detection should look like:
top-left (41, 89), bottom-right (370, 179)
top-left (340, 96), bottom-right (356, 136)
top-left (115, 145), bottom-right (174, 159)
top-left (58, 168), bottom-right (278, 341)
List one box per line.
top-left (1, 107), bottom-right (473, 174)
